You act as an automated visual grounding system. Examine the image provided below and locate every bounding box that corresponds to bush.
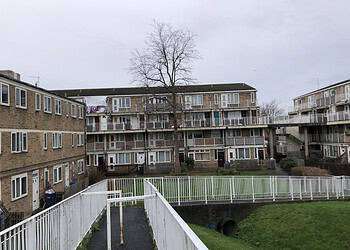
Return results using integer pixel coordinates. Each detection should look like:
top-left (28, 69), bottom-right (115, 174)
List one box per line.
top-left (291, 166), bottom-right (329, 176)
top-left (279, 158), bottom-right (297, 171)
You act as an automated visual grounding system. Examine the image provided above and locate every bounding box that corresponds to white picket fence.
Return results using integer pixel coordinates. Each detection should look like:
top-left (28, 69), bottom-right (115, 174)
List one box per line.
top-left (108, 176), bottom-right (350, 205)
top-left (0, 180), bottom-right (107, 250)
top-left (144, 180), bottom-right (207, 250)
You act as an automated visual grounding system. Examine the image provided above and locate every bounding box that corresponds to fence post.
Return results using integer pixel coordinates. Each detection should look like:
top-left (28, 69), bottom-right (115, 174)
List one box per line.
top-left (290, 177), bottom-right (294, 201)
top-left (133, 178), bottom-right (137, 205)
top-left (177, 177), bottom-right (180, 205)
top-left (232, 176), bottom-right (236, 199)
top-left (229, 177), bottom-right (233, 203)
top-left (188, 176), bottom-right (191, 200)
top-left (204, 178), bottom-right (208, 204)
top-left (299, 179), bottom-right (302, 200)
top-left (272, 177), bottom-right (275, 201)
top-left (251, 176), bottom-right (255, 202)
top-left (211, 176), bottom-right (214, 199)
top-left (318, 177), bottom-right (321, 194)
top-left (326, 178), bottom-right (329, 200)
top-left (107, 202), bottom-right (111, 250)
top-left (161, 177), bottom-right (164, 195)
top-left (309, 179), bottom-right (313, 200)
top-left (341, 176), bottom-right (345, 199)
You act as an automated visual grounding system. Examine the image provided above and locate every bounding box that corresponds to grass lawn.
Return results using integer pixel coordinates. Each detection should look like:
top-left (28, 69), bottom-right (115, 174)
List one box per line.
top-left (238, 201), bottom-right (350, 250)
top-left (190, 224), bottom-right (255, 250)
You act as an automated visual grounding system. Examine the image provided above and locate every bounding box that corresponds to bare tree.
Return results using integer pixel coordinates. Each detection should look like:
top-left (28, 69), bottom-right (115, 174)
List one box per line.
top-left (130, 21), bottom-right (199, 173)
top-left (260, 100), bottom-right (285, 116)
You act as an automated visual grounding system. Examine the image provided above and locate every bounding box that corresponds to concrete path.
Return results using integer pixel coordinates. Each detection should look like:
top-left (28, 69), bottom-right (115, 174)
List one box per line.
top-left (88, 207), bottom-right (154, 250)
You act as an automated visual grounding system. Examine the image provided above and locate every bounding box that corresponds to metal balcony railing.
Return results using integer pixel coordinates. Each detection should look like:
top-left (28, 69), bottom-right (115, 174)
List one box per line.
top-left (187, 138), bottom-right (223, 147)
top-left (226, 136), bottom-right (265, 146)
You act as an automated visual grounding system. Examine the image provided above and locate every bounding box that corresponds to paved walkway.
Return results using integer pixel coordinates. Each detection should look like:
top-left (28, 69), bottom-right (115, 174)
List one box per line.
top-left (88, 207), bottom-right (154, 250)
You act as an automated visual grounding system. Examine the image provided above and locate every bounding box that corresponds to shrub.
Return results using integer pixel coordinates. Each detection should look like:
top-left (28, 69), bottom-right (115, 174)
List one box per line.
top-left (279, 158), bottom-right (297, 171)
top-left (291, 166), bottom-right (329, 176)
top-left (184, 157), bottom-right (195, 170)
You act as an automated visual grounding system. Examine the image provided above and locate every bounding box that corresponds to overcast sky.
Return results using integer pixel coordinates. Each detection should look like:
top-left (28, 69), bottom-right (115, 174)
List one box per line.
top-left (1, 0), bottom-right (350, 109)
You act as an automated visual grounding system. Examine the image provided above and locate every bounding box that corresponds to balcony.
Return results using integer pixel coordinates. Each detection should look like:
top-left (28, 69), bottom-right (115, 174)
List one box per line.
top-left (87, 142), bottom-right (105, 152)
top-left (223, 117), bottom-right (258, 126)
top-left (309, 134), bottom-right (346, 144)
top-left (226, 136), bottom-right (265, 146)
top-left (109, 140), bottom-right (145, 150)
top-left (146, 121), bottom-right (172, 130)
top-left (149, 139), bottom-right (184, 148)
top-left (183, 119), bottom-right (211, 128)
top-left (187, 137), bottom-right (223, 147)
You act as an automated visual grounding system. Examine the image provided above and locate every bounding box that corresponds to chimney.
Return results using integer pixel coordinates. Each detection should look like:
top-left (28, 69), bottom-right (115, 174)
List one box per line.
top-left (0, 70), bottom-right (21, 81)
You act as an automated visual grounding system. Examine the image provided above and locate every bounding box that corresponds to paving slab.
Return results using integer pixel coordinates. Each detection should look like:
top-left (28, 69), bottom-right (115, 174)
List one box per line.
top-left (88, 206), bottom-right (154, 250)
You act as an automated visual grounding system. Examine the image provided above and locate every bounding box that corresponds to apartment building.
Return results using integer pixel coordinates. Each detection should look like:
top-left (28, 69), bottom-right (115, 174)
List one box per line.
top-left (54, 83), bottom-right (271, 174)
top-left (289, 79), bottom-right (350, 162)
top-left (0, 71), bottom-right (87, 216)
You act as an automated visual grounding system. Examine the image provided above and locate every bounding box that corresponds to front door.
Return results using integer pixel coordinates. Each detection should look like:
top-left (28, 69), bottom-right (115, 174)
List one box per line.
top-left (32, 170), bottom-right (40, 211)
top-left (217, 151), bottom-right (225, 168)
top-left (64, 164), bottom-right (70, 188)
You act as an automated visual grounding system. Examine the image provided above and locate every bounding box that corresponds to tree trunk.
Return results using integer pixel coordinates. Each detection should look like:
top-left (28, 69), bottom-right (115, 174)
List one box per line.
top-left (172, 91), bottom-right (181, 173)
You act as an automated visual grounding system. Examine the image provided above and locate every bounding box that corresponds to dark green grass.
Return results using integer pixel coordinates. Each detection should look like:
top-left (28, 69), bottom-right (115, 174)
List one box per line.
top-left (190, 224), bottom-right (255, 250)
top-left (237, 201), bottom-right (350, 250)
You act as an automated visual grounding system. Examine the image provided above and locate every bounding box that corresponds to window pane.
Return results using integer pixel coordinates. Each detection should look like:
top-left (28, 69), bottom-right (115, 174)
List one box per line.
top-left (11, 180), bottom-right (15, 199)
top-left (16, 178), bottom-right (20, 197)
top-left (21, 177), bottom-right (27, 195)
top-left (1, 84), bottom-right (9, 104)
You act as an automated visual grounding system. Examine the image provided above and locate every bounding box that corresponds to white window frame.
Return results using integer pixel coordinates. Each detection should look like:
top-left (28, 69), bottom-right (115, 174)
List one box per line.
top-left (43, 132), bottom-right (48, 150)
top-left (0, 83), bottom-right (10, 106)
top-left (156, 150), bottom-right (171, 163)
top-left (11, 173), bottom-right (28, 201)
top-left (55, 99), bottom-right (62, 115)
top-left (78, 106), bottom-right (84, 119)
top-left (53, 165), bottom-right (63, 184)
top-left (15, 87), bottom-right (27, 109)
top-left (11, 132), bottom-right (28, 153)
top-left (77, 159), bottom-right (84, 174)
top-left (52, 132), bottom-right (63, 149)
top-left (251, 92), bottom-right (255, 103)
top-left (71, 104), bottom-right (76, 118)
top-left (35, 93), bottom-right (41, 111)
top-left (116, 152), bottom-right (131, 165)
top-left (192, 95), bottom-right (203, 106)
top-left (44, 96), bottom-right (52, 113)
top-left (44, 168), bottom-right (49, 187)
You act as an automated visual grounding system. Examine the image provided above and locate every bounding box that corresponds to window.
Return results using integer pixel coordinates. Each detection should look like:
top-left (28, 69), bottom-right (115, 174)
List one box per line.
top-left (52, 133), bottom-right (62, 149)
top-left (228, 93), bottom-right (239, 105)
top-left (53, 165), bottom-right (62, 183)
top-left (78, 106), bottom-right (83, 119)
top-left (77, 159), bottom-right (84, 174)
top-left (35, 93), bottom-right (41, 111)
top-left (156, 151), bottom-right (171, 163)
top-left (71, 133), bottom-right (75, 147)
top-left (86, 155), bottom-right (91, 166)
top-left (43, 133), bottom-right (48, 150)
top-left (77, 134), bottom-right (84, 146)
top-left (44, 168), bottom-right (49, 188)
top-left (112, 97), bottom-right (131, 111)
top-left (44, 96), bottom-right (52, 113)
top-left (214, 94), bottom-right (219, 105)
top-left (235, 148), bottom-right (250, 159)
top-left (11, 173), bottom-right (27, 200)
top-left (71, 104), bottom-right (76, 117)
top-left (0, 83), bottom-right (9, 105)
top-left (55, 99), bottom-right (62, 115)
top-left (194, 150), bottom-right (210, 161)
top-left (11, 132), bottom-right (28, 153)
top-left (15, 88), bottom-right (27, 108)
top-left (251, 92), bottom-right (255, 103)
top-left (192, 95), bottom-right (203, 106)
top-left (116, 153), bottom-right (131, 164)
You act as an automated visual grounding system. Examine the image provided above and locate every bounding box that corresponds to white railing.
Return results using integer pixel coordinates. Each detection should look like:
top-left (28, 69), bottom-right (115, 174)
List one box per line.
top-left (144, 181), bottom-right (208, 250)
top-left (109, 176), bottom-right (350, 205)
top-left (0, 180), bottom-right (107, 250)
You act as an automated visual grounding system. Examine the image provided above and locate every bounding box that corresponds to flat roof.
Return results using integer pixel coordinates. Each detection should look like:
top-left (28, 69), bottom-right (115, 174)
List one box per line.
top-left (294, 78), bottom-right (350, 100)
top-left (51, 82), bottom-right (256, 97)
top-left (0, 73), bottom-right (84, 105)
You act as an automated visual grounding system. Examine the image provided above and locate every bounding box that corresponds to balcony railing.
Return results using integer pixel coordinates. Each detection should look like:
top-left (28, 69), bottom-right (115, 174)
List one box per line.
top-left (309, 133), bottom-right (346, 143)
top-left (149, 139), bottom-right (184, 148)
top-left (109, 141), bottom-right (145, 150)
top-left (87, 142), bottom-right (105, 151)
top-left (146, 121), bottom-right (172, 130)
top-left (187, 138), bottom-right (223, 147)
top-left (226, 136), bottom-right (265, 146)
top-left (293, 93), bottom-right (350, 112)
